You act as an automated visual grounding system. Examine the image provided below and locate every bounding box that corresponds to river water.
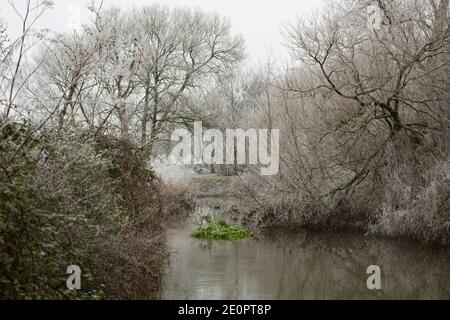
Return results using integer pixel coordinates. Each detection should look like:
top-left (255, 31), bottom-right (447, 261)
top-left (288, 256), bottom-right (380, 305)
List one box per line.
top-left (161, 200), bottom-right (449, 300)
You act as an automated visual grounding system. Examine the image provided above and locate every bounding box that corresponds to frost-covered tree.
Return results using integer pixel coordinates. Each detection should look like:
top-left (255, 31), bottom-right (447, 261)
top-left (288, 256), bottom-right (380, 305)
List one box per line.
top-left (0, 0), bottom-right (54, 118)
top-left (26, 4), bottom-right (244, 146)
top-left (136, 6), bottom-right (244, 151)
top-left (281, 0), bottom-right (450, 196)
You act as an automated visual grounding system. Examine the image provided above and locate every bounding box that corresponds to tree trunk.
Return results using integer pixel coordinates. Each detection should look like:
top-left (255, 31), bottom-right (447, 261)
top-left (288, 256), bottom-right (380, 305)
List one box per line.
top-left (118, 102), bottom-right (130, 140)
top-left (141, 85), bottom-right (151, 144)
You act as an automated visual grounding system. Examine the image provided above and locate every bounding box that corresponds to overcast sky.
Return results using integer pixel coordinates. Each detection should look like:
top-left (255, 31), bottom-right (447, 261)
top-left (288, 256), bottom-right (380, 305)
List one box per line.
top-left (0, 0), bottom-right (323, 63)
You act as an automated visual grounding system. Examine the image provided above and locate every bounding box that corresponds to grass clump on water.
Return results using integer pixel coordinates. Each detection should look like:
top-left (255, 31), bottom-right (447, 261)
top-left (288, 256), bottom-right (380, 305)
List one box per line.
top-left (192, 215), bottom-right (254, 241)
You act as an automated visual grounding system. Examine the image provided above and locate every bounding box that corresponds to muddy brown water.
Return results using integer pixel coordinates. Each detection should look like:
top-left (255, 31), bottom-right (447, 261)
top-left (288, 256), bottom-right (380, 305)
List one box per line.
top-left (161, 199), bottom-right (450, 300)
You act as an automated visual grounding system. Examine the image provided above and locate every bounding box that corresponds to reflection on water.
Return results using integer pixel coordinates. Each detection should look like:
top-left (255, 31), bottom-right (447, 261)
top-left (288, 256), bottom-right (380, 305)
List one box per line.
top-left (162, 218), bottom-right (450, 300)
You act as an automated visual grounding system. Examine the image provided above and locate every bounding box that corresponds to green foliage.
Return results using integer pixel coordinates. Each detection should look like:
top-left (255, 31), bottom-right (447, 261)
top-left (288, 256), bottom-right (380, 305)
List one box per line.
top-left (0, 120), bottom-right (125, 299)
top-left (192, 215), bottom-right (254, 241)
top-left (94, 136), bottom-right (160, 222)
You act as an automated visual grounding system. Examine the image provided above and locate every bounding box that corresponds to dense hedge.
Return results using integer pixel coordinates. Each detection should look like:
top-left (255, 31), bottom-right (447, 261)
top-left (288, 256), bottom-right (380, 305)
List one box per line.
top-left (0, 120), bottom-right (163, 299)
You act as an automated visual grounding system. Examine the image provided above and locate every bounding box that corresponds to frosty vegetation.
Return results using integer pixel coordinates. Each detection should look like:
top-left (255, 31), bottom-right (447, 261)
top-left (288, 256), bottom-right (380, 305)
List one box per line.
top-left (247, 0), bottom-right (450, 246)
top-left (0, 1), bottom-right (243, 299)
top-left (0, 0), bottom-right (449, 300)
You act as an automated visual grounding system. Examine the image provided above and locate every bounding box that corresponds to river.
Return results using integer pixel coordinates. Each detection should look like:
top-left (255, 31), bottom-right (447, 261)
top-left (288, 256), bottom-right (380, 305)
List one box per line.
top-left (161, 187), bottom-right (449, 300)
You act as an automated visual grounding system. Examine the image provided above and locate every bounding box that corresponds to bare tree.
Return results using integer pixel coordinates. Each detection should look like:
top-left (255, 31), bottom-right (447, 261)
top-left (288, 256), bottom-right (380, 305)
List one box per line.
top-left (280, 0), bottom-right (450, 197)
top-left (26, 5), bottom-right (244, 146)
top-left (136, 6), bottom-right (244, 152)
top-left (284, 0), bottom-right (449, 136)
top-left (1, 0), bottom-right (54, 118)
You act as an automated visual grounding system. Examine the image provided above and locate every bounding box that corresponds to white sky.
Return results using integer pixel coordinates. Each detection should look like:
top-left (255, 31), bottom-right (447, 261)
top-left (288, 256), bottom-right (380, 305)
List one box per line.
top-left (0, 0), bottom-right (323, 63)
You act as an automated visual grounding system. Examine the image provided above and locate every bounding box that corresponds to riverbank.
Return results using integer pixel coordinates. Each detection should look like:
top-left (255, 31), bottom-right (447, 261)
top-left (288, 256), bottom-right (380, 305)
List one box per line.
top-left (161, 175), bottom-right (450, 299)
top-left (183, 174), bottom-right (449, 248)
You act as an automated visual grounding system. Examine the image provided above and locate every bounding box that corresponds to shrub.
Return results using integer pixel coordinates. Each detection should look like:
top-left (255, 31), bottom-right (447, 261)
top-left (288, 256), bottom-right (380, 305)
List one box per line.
top-left (0, 121), bottom-right (107, 299)
top-left (0, 120), bottom-right (165, 299)
top-left (370, 134), bottom-right (450, 246)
